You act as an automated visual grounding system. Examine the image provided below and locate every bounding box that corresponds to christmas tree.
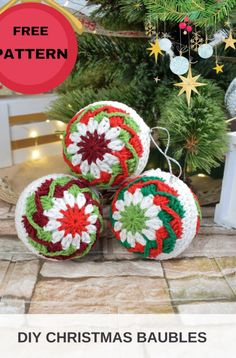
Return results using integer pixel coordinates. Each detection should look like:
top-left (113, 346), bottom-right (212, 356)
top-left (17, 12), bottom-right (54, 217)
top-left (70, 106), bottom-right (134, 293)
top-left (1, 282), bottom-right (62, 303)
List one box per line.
top-left (47, 0), bottom-right (236, 178)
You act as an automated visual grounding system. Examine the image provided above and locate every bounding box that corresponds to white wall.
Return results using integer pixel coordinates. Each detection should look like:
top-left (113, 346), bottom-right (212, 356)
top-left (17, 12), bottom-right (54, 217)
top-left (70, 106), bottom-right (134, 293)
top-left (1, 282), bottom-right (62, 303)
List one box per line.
top-left (0, 94), bottom-right (60, 168)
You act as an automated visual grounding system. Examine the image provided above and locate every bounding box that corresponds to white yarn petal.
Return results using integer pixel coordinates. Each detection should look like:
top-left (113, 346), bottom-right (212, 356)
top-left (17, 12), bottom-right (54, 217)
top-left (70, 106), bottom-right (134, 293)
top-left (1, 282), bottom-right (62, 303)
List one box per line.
top-left (81, 231), bottom-right (91, 243)
top-left (44, 220), bottom-right (61, 231)
top-left (63, 191), bottom-right (75, 207)
top-left (88, 214), bottom-right (98, 224)
top-left (44, 208), bottom-right (63, 219)
top-left (61, 234), bottom-right (73, 249)
top-left (80, 160), bottom-right (89, 175)
top-left (87, 118), bottom-right (97, 134)
top-left (104, 153), bottom-right (119, 165)
top-left (127, 232), bottom-right (136, 247)
top-left (51, 230), bottom-right (65, 243)
top-left (70, 132), bottom-right (81, 143)
top-left (107, 139), bottom-right (124, 151)
top-left (115, 200), bottom-right (125, 211)
top-left (52, 198), bottom-right (67, 211)
top-left (72, 234), bottom-right (81, 249)
top-left (90, 162), bottom-right (101, 179)
top-left (114, 221), bottom-right (122, 232)
top-left (85, 204), bottom-right (94, 214)
top-left (124, 191), bottom-right (133, 206)
top-left (96, 159), bottom-right (112, 173)
top-left (67, 143), bottom-right (79, 154)
top-left (140, 195), bottom-right (154, 210)
top-left (142, 229), bottom-right (156, 241)
top-left (76, 123), bottom-right (87, 136)
top-left (146, 217), bottom-right (162, 230)
top-left (105, 127), bottom-right (121, 140)
top-left (120, 229), bottom-right (127, 242)
top-left (87, 224), bottom-right (96, 234)
top-left (112, 211), bottom-right (121, 220)
top-left (71, 154), bottom-right (82, 166)
top-left (76, 193), bottom-right (86, 209)
top-left (97, 117), bottom-right (110, 135)
top-left (145, 205), bottom-right (161, 218)
top-left (135, 232), bottom-right (146, 246)
top-left (132, 189), bottom-right (143, 205)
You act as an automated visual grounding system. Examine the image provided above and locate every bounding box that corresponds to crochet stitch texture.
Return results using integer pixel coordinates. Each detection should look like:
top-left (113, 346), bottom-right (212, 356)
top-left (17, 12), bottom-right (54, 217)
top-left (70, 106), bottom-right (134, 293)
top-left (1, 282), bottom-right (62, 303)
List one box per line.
top-left (110, 169), bottom-right (201, 260)
top-left (15, 174), bottom-right (103, 260)
top-left (63, 101), bottom-right (150, 187)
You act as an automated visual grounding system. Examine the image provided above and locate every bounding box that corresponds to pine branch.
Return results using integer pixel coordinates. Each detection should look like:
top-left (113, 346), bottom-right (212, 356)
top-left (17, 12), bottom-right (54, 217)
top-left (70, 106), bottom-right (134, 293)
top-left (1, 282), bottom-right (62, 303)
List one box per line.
top-left (158, 81), bottom-right (228, 175)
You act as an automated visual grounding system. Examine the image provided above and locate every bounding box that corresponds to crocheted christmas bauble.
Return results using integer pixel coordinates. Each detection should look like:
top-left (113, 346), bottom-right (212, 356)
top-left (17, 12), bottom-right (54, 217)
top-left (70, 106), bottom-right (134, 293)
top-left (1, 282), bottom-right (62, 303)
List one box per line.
top-left (63, 101), bottom-right (150, 187)
top-left (110, 169), bottom-right (201, 260)
top-left (15, 174), bottom-right (103, 260)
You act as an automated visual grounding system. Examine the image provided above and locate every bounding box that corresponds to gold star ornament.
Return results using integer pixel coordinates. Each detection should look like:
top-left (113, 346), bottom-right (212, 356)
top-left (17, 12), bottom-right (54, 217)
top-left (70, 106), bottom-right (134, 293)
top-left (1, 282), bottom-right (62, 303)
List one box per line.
top-left (174, 66), bottom-right (206, 106)
top-left (213, 63), bottom-right (224, 74)
top-left (133, 2), bottom-right (141, 9)
top-left (224, 31), bottom-right (236, 49)
top-left (147, 38), bottom-right (163, 63)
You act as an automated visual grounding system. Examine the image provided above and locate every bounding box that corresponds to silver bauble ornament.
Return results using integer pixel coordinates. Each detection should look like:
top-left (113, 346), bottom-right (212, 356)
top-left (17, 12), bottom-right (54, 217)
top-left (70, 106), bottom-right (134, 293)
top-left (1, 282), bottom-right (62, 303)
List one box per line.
top-left (159, 38), bottom-right (172, 52)
top-left (225, 78), bottom-right (236, 117)
top-left (198, 44), bottom-right (213, 59)
top-left (170, 56), bottom-right (189, 75)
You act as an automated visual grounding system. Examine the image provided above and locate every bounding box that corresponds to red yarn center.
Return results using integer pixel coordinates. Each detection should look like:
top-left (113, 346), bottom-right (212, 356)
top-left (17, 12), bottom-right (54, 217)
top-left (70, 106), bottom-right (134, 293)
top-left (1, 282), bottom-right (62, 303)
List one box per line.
top-left (77, 131), bottom-right (112, 164)
top-left (57, 204), bottom-right (89, 237)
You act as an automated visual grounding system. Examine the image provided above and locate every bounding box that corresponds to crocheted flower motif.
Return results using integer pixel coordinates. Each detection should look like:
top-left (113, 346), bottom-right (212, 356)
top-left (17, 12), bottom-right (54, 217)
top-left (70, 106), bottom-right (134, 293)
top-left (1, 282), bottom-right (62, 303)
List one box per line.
top-left (44, 191), bottom-right (98, 250)
top-left (15, 175), bottom-right (103, 260)
top-left (110, 169), bottom-right (201, 260)
top-left (63, 101), bottom-right (150, 187)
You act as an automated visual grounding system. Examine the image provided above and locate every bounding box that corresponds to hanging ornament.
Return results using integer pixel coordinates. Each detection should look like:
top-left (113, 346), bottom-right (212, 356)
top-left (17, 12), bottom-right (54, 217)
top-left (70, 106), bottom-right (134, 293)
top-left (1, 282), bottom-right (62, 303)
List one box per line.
top-left (186, 25), bottom-right (193, 33)
top-left (213, 63), bottom-right (224, 74)
top-left (147, 37), bottom-right (163, 62)
top-left (174, 66), bottom-right (207, 106)
top-left (15, 174), bottom-right (103, 261)
top-left (170, 56), bottom-right (189, 75)
top-left (161, 32), bottom-right (172, 39)
top-left (179, 22), bottom-right (186, 30)
top-left (225, 78), bottom-right (236, 117)
top-left (179, 16), bottom-right (192, 35)
top-left (110, 169), bottom-right (201, 260)
top-left (213, 31), bottom-right (224, 75)
top-left (190, 31), bottom-right (204, 50)
top-left (224, 31), bottom-right (236, 49)
top-left (154, 76), bottom-right (161, 83)
top-left (159, 37), bottom-right (172, 52)
top-left (63, 101), bottom-right (150, 188)
top-left (198, 43), bottom-right (213, 58)
top-left (133, 1), bottom-right (142, 9)
top-left (145, 21), bottom-right (156, 37)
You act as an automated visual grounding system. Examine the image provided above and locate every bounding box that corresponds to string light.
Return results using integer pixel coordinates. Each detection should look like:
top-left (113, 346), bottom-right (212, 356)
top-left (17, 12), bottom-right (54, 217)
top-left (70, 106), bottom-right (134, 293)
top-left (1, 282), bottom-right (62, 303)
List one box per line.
top-left (29, 129), bottom-right (40, 160)
top-left (31, 149), bottom-right (40, 160)
top-left (29, 130), bottom-right (38, 138)
top-left (198, 173), bottom-right (206, 177)
top-left (57, 121), bottom-right (65, 128)
top-left (46, 119), bottom-right (50, 123)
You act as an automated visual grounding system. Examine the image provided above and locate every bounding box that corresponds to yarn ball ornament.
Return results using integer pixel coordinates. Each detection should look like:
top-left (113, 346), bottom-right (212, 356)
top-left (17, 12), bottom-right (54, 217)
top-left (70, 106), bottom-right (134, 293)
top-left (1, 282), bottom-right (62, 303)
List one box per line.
top-left (63, 101), bottom-right (150, 188)
top-left (15, 174), bottom-right (103, 260)
top-left (110, 169), bottom-right (201, 260)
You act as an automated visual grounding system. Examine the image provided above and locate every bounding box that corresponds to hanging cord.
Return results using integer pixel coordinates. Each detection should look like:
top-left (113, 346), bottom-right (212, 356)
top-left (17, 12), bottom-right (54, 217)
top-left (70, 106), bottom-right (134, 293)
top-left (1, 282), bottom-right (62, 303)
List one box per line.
top-left (150, 127), bottom-right (182, 179)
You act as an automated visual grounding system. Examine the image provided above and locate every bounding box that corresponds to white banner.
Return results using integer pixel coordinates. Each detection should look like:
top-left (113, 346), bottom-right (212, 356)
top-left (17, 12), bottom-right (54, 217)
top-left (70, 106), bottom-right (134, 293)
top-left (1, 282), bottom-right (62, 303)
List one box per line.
top-left (0, 314), bottom-right (235, 358)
